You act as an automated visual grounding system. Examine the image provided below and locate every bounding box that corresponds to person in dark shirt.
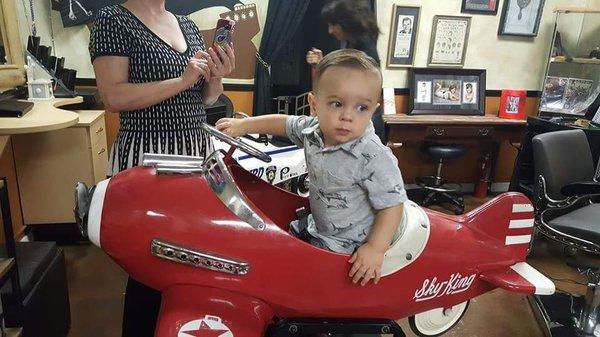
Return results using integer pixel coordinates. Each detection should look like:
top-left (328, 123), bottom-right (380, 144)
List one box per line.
top-left (306, 0), bottom-right (385, 142)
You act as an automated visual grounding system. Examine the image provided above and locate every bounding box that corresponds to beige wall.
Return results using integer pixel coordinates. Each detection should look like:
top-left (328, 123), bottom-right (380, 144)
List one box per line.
top-left (376, 0), bottom-right (597, 90)
top-left (14, 0), bottom-right (599, 88)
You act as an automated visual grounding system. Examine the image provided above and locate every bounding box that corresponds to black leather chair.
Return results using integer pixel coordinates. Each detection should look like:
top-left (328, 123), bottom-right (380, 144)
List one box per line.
top-left (1, 242), bottom-right (71, 337)
top-left (532, 129), bottom-right (600, 336)
top-left (416, 144), bottom-right (467, 215)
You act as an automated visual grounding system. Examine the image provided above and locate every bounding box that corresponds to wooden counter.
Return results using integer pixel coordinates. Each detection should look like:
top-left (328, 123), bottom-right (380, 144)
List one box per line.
top-left (384, 113), bottom-right (526, 126)
top-left (383, 113), bottom-right (527, 186)
top-left (0, 97), bottom-right (82, 135)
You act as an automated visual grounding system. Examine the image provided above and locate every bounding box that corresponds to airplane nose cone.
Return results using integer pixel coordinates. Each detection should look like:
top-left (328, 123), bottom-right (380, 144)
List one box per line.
top-left (74, 182), bottom-right (94, 239)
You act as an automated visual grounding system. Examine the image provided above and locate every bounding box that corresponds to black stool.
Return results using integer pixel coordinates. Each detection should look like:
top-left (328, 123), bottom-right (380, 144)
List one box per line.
top-left (417, 144), bottom-right (467, 215)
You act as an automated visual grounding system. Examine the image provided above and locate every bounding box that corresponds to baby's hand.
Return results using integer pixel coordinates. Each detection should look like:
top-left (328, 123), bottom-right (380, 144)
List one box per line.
top-left (215, 118), bottom-right (245, 137)
top-left (348, 243), bottom-right (385, 286)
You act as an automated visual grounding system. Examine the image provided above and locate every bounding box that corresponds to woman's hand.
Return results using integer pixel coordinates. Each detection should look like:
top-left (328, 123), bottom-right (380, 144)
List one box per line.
top-left (198, 43), bottom-right (236, 80)
top-left (180, 58), bottom-right (210, 88)
top-left (306, 48), bottom-right (323, 66)
top-left (215, 117), bottom-right (246, 138)
top-left (348, 242), bottom-right (385, 286)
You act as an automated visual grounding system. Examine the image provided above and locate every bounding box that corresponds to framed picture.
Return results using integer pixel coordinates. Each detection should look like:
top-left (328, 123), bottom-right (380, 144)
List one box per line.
top-left (409, 68), bottom-right (486, 115)
top-left (499, 89), bottom-right (526, 120)
top-left (540, 76), bottom-right (595, 115)
top-left (461, 0), bottom-right (499, 15)
top-left (498, 0), bottom-right (546, 37)
top-left (387, 5), bottom-right (420, 68)
top-left (428, 15), bottom-right (471, 67)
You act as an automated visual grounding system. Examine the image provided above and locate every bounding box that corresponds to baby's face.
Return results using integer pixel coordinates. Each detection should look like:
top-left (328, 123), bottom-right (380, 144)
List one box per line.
top-left (311, 66), bottom-right (381, 147)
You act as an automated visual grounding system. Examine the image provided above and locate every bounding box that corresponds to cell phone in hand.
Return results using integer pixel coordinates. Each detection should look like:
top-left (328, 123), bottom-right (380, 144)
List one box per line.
top-left (212, 18), bottom-right (235, 51)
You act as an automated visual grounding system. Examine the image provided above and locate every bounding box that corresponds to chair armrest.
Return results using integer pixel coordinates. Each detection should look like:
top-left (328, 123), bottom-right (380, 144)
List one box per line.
top-left (560, 181), bottom-right (600, 197)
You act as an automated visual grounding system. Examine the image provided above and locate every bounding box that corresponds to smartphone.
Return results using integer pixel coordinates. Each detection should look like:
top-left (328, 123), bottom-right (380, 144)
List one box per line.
top-left (212, 18), bottom-right (235, 50)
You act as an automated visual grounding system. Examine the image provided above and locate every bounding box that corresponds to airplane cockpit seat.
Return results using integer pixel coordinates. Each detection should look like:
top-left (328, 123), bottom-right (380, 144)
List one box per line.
top-left (532, 129), bottom-right (600, 336)
top-left (382, 200), bottom-right (430, 276)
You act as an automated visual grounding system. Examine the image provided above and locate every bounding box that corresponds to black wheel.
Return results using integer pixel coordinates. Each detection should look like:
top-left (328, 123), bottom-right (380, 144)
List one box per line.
top-left (295, 174), bottom-right (309, 197)
top-left (564, 245), bottom-right (578, 257)
top-left (409, 301), bottom-right (469, 337)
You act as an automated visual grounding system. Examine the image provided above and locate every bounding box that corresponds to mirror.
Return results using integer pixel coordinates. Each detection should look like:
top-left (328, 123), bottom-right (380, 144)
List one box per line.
top-left (0, 0), bottom-right (26, 91)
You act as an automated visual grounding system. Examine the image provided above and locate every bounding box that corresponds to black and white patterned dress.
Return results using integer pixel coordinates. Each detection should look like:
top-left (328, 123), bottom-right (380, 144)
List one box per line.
top-left (89, 5), bottom-right (213, 176)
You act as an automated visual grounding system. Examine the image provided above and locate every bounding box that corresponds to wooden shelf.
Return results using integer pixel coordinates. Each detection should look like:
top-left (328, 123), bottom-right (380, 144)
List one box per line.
top-left (3, 327), bottom-right (23, 337)
top-left (554, 6), bottom-right (600, 14)
top-left (551, 56), bottom-right (600, 65)
top-left (0, 258), bottom-right (14, 280)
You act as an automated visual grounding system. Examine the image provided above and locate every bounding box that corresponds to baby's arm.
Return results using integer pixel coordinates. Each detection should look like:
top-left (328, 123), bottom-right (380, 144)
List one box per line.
top-left (216, 115), bottom-right (288, 138)
top-left (349, 204), bottom-right (404, 286)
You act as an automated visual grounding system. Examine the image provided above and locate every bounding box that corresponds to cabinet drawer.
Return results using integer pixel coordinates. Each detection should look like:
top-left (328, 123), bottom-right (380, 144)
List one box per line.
top-left (91, 133), bottom-right (109, 182)
top-left (89, 117), bottom-right (106, 146)
top-left (426, 126), bottom-right (494, 138)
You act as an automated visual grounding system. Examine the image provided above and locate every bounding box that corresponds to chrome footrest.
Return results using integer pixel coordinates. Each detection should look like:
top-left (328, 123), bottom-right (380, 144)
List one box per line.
top-left (416, 176), bottom-right (462, 193)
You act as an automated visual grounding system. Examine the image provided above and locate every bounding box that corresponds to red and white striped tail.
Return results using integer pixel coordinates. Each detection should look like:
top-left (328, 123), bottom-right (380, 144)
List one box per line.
top-left (480, 261), bottom-right (555, 295)
top-left (466, 193), bottom-right (535, 261)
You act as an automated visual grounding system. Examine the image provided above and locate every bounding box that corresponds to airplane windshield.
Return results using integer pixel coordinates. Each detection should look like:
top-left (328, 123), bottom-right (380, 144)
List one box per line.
top-left (203, 151), bottom-right (267, 230)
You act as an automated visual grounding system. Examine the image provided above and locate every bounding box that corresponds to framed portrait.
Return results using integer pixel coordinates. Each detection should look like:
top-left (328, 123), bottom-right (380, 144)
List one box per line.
top-left (387, 5), bottom-right (420, 68)
top-left (498, 0), bottom-right (546, 37)
top-left (409, 68), bottom-right (486, 116)
top-left (428, 15), bottom-right (471, 67)
top-left (461, 0), bottom-right (499, 15)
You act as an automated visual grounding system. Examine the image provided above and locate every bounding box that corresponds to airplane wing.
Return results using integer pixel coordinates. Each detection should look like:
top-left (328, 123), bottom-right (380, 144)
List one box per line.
top-left (480, 262), bottom-right (555, 295)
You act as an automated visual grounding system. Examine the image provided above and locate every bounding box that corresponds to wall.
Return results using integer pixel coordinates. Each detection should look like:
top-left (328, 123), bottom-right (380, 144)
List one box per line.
top-left (376, 0), bottom-right (591, 90)
top-left (16, 0), bottom-right (598, 89)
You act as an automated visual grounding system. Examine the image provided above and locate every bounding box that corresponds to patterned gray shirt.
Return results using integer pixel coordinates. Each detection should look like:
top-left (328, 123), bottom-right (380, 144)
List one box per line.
top-left (286, 115), bottom-right (408, 253)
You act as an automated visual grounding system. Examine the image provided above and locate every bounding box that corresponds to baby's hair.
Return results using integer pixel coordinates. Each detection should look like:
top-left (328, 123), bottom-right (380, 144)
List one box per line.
top-left (314, 49), bottom-right (381, 89)
top-left (449, 84), bottom-right (457, 91)
top-left (466, 83), bottom-right (473, 89)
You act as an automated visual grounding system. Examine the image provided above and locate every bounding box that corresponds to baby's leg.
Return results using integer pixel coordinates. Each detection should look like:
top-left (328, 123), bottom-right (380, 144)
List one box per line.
top-left (289, 209), bottom-right (312, 243)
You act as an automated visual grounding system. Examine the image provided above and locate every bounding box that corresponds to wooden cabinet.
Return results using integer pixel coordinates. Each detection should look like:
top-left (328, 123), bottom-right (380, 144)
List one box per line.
top-left (12, 111), bottom-right (108, 225)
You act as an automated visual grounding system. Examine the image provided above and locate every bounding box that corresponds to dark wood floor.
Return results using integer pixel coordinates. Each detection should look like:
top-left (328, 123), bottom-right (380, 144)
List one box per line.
top-left (63, 194), bottom-right (595, 337)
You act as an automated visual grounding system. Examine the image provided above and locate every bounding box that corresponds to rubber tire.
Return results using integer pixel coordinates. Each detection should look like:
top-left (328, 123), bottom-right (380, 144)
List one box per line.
top-left (409, 300), bottom-right (470, 337)
top-left (564, 245), bottom-right (578, 257)
top-left (294, 174), bottom-right (310, 197)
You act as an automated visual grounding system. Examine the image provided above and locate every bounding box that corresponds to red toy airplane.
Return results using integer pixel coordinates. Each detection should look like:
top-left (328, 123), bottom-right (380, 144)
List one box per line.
top-left (75, 124), bottom-right (554, 337)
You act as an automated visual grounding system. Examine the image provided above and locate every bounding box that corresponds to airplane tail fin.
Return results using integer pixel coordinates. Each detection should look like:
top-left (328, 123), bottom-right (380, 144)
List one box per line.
top-left (464, 192), bottom-right (535, 261)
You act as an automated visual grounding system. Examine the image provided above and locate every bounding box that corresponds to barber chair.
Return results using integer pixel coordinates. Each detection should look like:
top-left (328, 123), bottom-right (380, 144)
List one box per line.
top-left (531, 129), bottom-right (600, 336)
top-left (416, 144), bottom-right (467, 215)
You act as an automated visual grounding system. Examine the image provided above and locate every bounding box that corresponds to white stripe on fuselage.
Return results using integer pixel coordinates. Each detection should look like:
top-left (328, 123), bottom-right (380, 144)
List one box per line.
top-left (512, 204), bottom-right (534, 213)
top-left (88, 178), bottom-right (110, 248)
top-left (505, 235), bottom-right (532, 245)
top-left (509, 219), bottom-right (534, 229)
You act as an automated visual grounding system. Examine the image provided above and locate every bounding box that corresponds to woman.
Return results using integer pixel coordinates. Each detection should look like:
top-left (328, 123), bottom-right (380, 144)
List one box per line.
top-left (306, 0), bottom-right (380, 65)
top-left (306, 0), bottom-right (385, 141)
top-left (89, 0), bottom-right (235, 335)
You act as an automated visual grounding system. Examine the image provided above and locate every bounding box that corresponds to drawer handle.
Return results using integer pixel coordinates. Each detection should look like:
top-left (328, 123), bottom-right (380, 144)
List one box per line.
top-left (432, 128), bottom-right (445, 136)
top-left (386, 142), bottom-right (403, 148)
top-left (478, 128), bottom-right (490, 136)
top-left (96, 127), bottom-right (104, 134)
top-left (98, 148), bottom-right (106, 155)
